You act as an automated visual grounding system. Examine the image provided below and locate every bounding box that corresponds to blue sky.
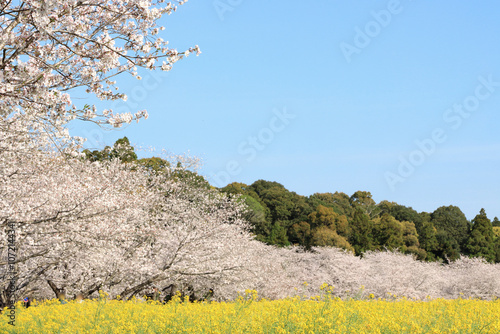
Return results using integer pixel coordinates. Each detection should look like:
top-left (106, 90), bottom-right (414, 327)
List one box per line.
top-left (70, 0), bottom-right (500, 221)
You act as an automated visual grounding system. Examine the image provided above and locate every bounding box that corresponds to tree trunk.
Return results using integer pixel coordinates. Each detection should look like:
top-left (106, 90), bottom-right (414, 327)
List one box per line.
top-left (46, 280), bottom-right (63, 298)
top-left (120, 274), bottom-right (164, 300)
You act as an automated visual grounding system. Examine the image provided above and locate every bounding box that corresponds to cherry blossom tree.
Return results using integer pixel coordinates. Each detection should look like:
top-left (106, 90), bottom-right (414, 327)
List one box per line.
top-left (1, 0), bottom-right (199, 133)
top-left (0, 136), bottom-right (259, 303)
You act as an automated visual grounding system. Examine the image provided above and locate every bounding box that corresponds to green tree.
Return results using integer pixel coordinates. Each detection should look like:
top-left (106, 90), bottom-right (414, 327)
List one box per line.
top-left (83, 137), bottom-right (137, 163)
top-left (308, 192), bottom-right (350, 216)
top-left (137, 157), bottom-right (170, 174)
top-left (431, 205), bottom-right (470, 252)
top-left (372, 214), bottom-right (405, 251)
top-left (82, 146), bottom-right (112, 162)
top-left (172, 166), bottom-right (211, 190)
top-left (348, 208), bottom-right (374, 256)
top-left (249, 180), bottom-right (295, 224)
top-left (378, 201), bottom-right (434, 260)
top-left (417, 221), bottom-right (439, 261)
top-left (247, 180), bottom-right (313, 246)
top-left (219, 182), bottom-right (275, 243)
top-left (289, 221), bottom-right (311, 246)
top-left (419, 212), bottom-right (432, 224)
top-left (402, 220), bottom-right (427, 260)
top-left (465, 209), bottom-right (496, 262)
top-left (402, 220), bottom-right (420, 249)
top-left (308, 205), bottom-right (349, 237)
top-left (492, 217), bottom-right (500, 227)
top-left (267, 222), bottom-right (289, 246)
top-left (349, 191), bottom-right (380, 218)
top-left (290, 194), bottom-right (314, 227)
top-left (310, 226), bottom-right (354, 253)
top-left (111, 137), bottom-right (138, 162)
top-left (383, 203), bottom-right (423, 230)
top-left (240, 195), bottom-right (269, 242)
top-left (331, 192), bottom-right (355, 217)
top-left (306, 204), bottom-right (352, 251)
top-left (435, 230), bottom-right (461, 263)
top-left (495, 236), bottom-right (500, 263)
top-left (221, 182), bottom-right (250, 195)
top-left (376, 200), bottom-right (394, 215)
top-left (220, 182), bottom-right (265, 210)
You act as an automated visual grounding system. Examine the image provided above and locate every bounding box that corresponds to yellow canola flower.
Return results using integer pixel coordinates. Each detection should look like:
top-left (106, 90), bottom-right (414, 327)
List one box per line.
top-left (1, 294), bottom-right (500, 333)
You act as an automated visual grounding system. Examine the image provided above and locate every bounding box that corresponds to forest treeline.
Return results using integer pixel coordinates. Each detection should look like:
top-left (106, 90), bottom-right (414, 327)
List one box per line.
top-left (222, 181), bottom-right (500, 263)
top-left (85, 137), bottom-right (500, 264)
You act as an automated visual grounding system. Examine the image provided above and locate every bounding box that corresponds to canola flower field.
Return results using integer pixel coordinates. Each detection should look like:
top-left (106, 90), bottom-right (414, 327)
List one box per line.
top-left (2, 290), bottom-right (500, 333)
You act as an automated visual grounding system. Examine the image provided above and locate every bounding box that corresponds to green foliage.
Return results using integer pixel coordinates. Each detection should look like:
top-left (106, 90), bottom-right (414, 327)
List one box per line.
top-left (289, 221), bottom-right (311, 246)
top-left (349, 191), bottom-right (380, 218)
top-left (240, 195), bottom-right (269, 241)
top-left (417, 221), bottom-right (439, 261)
top-left (220, 182), bottom-right (264, 208)
top-left (419, 212), bottom-right (432, 223)
top-left (310, 225), bottom-right (354, 253)
top-left (83, 138), bottom-right (210, 193)
top-left (465, 209), bottom-right (496, 262)
top-left (401, 221), bottom-right (420, 249)
top-left (382, 202), bottom-right (423, 230)
top-left (137, 157), bottom-right (170, 174)
top-left (245, 180), bottom-right (314, 246)
top-left (82, 147), bottom-right (111, 162)
top-left (348, 208), bottom-right (374, 256)
top-left (406, 246), bottom-right (427, 261)
top-left (267, 222), bottom-right (289, 246)
top-left (249, 181), bottom-right (295, 224)
top-left (221, 182), bottom-right (250, 195)
top-left (172, 167), bottom-right (211, 190)
top-left (377, 202), bottom-right (433, 260)
top-left (220, 182), bottom-right (273, 243)
top-left (290, 195), bottom-right (314, 227)
top-left (431, 205), bottom-right (470, 253)
top-left (307, 192), bottom-right (352, 217)
top-left (493, 226), bottom-right (500, 238)
top-left (83, 137), bottom-right (138, 163)
top-left (308, 205), bottom-right (348, 237)
top-left (435, 230), bottom-right (461, 263)
top-left (372, 214), bottom-right (405, 251)
top-left (308, 205), bottom-right (334, 228)
top-left (112, 137), bottom-right (138, 162)
top-left (305, 205), bottom-right (353, 251)
top-left (495, 237), bottom-right (500, 263)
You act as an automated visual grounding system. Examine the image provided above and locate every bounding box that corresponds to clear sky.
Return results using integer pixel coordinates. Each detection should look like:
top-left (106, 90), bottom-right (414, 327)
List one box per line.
top-left (70, 0), bottom-right (500, 221)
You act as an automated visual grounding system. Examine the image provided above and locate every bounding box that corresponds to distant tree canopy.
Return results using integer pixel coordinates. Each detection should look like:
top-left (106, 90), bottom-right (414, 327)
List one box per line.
top-left (465, 209), bottom-right (496, 262)
top-left (83, 137), bottom-right (137, 163)
top-left (220, 181), bottom-right (499, 263)
top-left (90, 138), bottom-right (500, 264)
top-left (430, 205), bottom-right (470, 262)
top-left (83, 137), bottom-right (211, 190)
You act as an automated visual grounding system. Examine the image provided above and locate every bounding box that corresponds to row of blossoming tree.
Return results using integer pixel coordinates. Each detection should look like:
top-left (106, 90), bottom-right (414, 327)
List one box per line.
top-left (1, 0), bottom-right (500, 306)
